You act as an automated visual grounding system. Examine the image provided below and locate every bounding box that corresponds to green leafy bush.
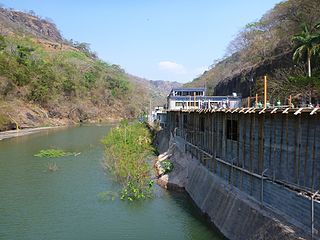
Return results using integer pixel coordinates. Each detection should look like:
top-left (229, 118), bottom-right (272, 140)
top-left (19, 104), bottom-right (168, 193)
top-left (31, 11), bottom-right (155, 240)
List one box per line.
top-left (102, 121), bottom-right (155, 201)
top-left (105, 76), bottom-right (131, 97)
top-left (160, 160), bottom-right (174, 174)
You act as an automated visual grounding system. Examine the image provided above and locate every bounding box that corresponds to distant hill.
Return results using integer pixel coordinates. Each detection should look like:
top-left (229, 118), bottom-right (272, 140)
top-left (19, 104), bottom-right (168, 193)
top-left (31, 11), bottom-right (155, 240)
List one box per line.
top-left (128, 75), bottom-right (181, 107)
top-left (188, 0), bottom-right (320, 103)
top-left (0, 7), bottom-right (177, 130)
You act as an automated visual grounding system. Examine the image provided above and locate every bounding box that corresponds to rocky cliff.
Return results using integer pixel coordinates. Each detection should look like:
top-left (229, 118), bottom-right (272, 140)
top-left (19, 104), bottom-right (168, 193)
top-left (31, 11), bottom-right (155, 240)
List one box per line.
top-left (0, 8), bottom-right (62, 41)
top-left (188, 0), bottom-right (320, 102)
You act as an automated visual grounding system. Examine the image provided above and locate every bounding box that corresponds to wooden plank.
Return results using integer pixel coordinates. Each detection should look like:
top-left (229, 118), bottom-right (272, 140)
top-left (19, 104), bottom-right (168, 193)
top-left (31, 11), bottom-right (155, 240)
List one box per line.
top-left (230, 113), bottom-right (233, 184)
top-left (224, 112), bottom-right (227, 160)
top-left (214, 113), bottom-right (218, 173)
top-left (272, 114), bottom-right (277, 181)
top-left (297, 115), bottom-right (301, 186)
top-left (293, 115), bottom-right (299, 184)
top-left (241, 114), bottom-right (247, 191)
top-left (237, 113), bottom-right (240, 166)
top-left (303, 115), bottom-right (310, 188)
top-left (310, 108), bottom-right (318, 115)
top-left (267, 114), bottom-right (273, 179)
top-left (279, 115), bottom-right (284, 179)
top-left (249, 114), bottom-right (254, 172)
top-left (258, 114), bottom-right (265, 173)
top-left (210, 113), bottom-right (214, 171)
top-left (285, 114), bottom-right (289, 182)
top-left (311, 117), bottom-right (317, 191)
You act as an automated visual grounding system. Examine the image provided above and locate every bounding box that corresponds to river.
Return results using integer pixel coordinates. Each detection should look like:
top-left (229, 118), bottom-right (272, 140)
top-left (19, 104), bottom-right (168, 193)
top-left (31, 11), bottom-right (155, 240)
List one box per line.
top-left (0, 125), bottom-right (223, 240)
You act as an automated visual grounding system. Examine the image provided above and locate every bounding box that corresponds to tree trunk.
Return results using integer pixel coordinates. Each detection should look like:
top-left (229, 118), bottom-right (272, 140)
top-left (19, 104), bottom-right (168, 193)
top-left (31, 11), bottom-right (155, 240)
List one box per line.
top-left (307, 50), bottom-right (312, 103)
top-left (308, 51), bottom-right (312, 77)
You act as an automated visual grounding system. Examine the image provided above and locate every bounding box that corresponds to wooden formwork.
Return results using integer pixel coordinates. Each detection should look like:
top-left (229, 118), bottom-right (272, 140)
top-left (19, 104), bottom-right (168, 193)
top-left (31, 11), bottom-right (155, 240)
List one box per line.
top-left (168, 108), bottom-right (320, 192)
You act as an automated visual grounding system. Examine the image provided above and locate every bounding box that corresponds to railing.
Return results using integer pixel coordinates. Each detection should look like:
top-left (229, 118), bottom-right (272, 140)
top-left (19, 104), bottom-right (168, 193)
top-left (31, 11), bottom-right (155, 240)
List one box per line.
top-left (175, 127), bottom-right (320, 237)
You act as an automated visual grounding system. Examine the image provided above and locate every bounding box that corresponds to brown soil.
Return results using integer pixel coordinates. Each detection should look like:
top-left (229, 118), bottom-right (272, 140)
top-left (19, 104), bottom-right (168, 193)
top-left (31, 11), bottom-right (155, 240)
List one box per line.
top-left (0, 99), bottom-right (122, 132)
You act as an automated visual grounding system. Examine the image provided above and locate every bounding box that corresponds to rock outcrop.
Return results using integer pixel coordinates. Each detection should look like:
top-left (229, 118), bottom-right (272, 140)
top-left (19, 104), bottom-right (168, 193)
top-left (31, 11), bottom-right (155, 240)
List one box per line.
top-left (0, 8), bottom-right (62, 41)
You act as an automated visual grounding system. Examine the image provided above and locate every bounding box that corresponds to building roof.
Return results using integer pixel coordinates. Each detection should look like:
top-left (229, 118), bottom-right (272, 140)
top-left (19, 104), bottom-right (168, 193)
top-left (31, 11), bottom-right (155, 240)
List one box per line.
top-left (171, 87), bottom-right (205, 92)
top-left (168, 107), bottom-right (320, 115)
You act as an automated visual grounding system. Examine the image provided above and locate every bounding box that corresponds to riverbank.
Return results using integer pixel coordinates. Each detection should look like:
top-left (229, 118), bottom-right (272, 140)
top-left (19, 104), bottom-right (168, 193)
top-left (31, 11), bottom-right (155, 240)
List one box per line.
top-left (154, 130), bottom-right (311, 240)
top-left (0, 126), bottom-right (63, 140)
top-left (0, 99), bottom-right (125, 132)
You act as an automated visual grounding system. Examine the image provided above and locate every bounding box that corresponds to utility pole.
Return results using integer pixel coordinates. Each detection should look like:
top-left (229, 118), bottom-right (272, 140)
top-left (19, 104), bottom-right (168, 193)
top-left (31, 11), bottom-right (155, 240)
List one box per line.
top-left (289, 95), bottom-right (292, 108)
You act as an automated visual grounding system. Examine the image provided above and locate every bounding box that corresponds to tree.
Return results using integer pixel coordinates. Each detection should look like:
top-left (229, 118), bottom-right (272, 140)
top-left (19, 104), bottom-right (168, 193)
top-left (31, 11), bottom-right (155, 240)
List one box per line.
top-left (0, 35), bottom-right (6, 51)
top-left (311, 23), bottom-right (320, 58)
top-left (292, 24), bottom-right (320, 77)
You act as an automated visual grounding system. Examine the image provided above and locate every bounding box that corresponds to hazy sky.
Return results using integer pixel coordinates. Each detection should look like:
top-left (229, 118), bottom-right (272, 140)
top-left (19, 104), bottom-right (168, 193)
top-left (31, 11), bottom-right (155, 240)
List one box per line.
top-left (1, 0), bottom-right (282, 83)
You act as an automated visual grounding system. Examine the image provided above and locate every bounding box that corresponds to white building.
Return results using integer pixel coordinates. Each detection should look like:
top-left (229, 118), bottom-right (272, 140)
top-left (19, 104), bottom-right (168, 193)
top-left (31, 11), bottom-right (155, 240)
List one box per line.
top-left (167, 87), bottom-right (241, 110)
top-left (151, 106), bottom-right (167, 128)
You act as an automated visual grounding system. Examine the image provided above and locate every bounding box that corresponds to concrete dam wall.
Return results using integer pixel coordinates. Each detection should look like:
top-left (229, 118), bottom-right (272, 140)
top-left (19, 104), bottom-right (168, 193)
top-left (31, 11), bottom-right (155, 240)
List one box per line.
top-left (157, 108), bottom-right (320, 240)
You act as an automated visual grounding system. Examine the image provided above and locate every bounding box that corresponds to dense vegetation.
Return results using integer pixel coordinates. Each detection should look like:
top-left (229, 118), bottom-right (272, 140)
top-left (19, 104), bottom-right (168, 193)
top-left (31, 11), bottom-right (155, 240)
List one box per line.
top-left (102, 121), bottom-right (155, 201)
top-left (0, 33), bottom-right (142, 113)
top-left (0, 7), bottom-right (178, 131)
top-left (189, 0), bottom-right (320, 104)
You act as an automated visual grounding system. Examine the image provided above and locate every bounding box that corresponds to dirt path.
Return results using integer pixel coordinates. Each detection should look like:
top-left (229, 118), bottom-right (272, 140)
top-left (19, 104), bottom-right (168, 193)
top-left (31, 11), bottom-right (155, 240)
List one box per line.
top-left (0, 127), bottom-right (62, 141)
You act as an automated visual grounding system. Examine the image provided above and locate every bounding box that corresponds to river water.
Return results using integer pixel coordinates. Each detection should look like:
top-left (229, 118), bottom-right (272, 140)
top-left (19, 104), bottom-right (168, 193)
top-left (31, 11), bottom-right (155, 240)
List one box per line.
top-left (0, 125), bottom-right (223, 240)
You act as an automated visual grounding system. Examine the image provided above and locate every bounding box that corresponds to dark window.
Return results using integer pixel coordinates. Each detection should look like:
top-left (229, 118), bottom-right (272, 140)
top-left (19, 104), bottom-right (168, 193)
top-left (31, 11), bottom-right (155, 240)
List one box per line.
top-left (183, 114), bottom-right (188, 129)
top-left (200, 117), bottom-right (205, 132)
top-left (226, 120), bottom-right (238, 141)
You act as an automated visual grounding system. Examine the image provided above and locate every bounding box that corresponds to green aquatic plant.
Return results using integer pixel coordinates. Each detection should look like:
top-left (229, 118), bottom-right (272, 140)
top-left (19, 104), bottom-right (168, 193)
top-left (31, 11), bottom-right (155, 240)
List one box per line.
top-left (102, 121), bottom-right (155, 201)
top-left (120, 180), bottom-right (154, 201)
top-left (160, 160), bottom-right (174, 174)
top-left (34, 149), bottom-right (74, 158)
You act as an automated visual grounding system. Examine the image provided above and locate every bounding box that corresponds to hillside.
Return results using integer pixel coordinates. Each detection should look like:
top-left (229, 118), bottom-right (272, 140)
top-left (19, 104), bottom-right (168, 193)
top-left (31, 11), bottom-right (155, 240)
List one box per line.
top-left (0, 7), bottom-right (176, 131)
top-left (128, 75), bottom-right (181, 107)
top-left (188, 0), bottom-right (320, 104)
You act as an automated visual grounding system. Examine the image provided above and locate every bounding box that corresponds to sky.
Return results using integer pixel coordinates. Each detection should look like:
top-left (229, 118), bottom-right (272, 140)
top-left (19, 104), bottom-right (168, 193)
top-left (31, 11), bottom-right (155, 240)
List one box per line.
top-left (1, 0), bottom-right (282, 83)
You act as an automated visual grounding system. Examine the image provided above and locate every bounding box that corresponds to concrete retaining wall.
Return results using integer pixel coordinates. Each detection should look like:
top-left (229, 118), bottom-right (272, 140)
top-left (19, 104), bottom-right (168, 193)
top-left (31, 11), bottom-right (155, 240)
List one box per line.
top-left (156, 131), bottom-right (316, 240)
top-left (183, 148), bottom-right (311, 239)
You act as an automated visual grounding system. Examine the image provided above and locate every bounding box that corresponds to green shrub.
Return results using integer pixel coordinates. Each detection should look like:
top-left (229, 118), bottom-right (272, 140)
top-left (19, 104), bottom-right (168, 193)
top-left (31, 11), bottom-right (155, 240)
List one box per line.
top-left (105, 76), bottom-right (131, 97)
top-left (102, 121), bottom-right (155, 201)
top-left (0, 34), bottom-right (144, 117)
top-left (83, 70), bottom-right (98, 89)
top-left (0, 35), bottom-right (6, 51)
top-left (160, 160), bottom-right (174, 174)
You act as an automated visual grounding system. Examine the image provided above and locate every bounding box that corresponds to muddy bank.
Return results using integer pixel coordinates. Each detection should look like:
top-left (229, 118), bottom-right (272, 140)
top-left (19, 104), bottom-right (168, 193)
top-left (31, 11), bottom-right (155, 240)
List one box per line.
top-left (153, 130), bottom-right (310, 240)
top-left (0, 100), bottom-right (123, 132)
top-left (0, 127), bottom-right (62, 140)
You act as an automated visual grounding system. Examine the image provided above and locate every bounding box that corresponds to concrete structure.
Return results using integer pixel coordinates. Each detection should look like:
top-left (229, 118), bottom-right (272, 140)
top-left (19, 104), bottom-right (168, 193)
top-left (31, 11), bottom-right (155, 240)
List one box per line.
top-left (151, 106), bottom-right (167, 128)
top-left (167, 87), bottom-right (241, 110)
top-left (166, 107), bottom-right (320, 239)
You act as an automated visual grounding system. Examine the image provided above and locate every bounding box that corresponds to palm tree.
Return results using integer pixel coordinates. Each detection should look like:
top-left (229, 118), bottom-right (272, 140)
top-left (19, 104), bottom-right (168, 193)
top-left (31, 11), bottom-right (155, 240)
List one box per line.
top-left (292, 24), bottom-right (319, 77)
top-left (311, 23), bottom-right (320, 59)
